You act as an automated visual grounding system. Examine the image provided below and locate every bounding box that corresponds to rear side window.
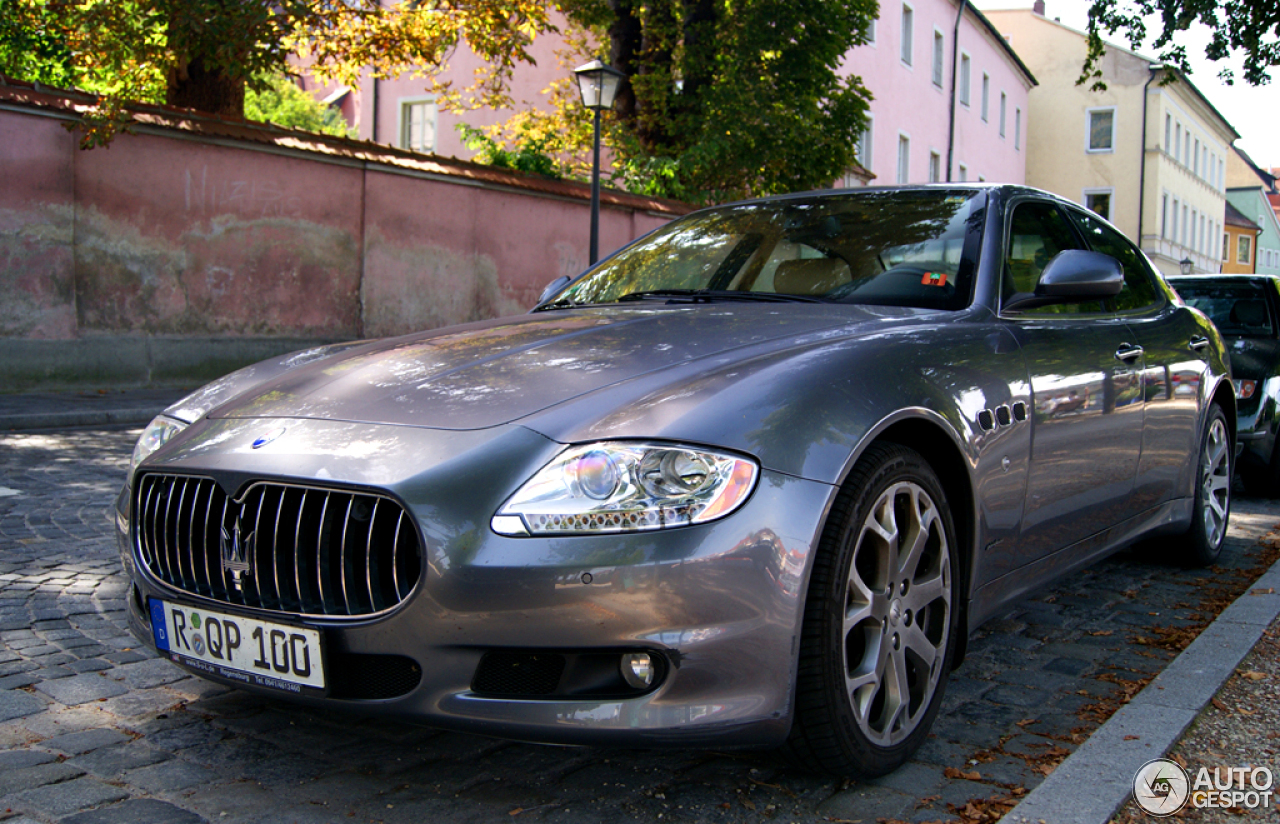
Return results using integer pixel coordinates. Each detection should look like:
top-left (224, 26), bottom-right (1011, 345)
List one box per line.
top-left (1066, 209), bottom-right (1160, 312)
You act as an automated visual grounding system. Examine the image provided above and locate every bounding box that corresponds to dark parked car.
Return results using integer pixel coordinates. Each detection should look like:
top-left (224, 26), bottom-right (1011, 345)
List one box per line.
top-left (119, 185), bottom-right (1232, 777)
top-left (1169, 274), bottom-right (1280, 494)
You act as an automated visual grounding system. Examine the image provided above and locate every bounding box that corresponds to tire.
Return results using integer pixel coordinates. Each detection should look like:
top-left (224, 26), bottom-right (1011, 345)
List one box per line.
top-left (1173, 404), bottom-right (1232, 566)
top-left (782, 442), bottom-right (959, 777)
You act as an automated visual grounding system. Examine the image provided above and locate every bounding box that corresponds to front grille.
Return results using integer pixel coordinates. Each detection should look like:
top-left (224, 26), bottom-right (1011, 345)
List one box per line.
top-left (134, 474), bottom-right (421, 617)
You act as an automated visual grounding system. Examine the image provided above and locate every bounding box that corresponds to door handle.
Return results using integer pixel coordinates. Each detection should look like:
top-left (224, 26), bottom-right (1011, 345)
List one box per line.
top-left (1189, 335), bottom-right (1210, 351)
top-left (1115, 343), bottom-right (1144, 363)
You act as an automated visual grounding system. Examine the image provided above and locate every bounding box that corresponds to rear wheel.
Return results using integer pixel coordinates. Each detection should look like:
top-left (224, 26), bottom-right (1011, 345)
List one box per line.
top-left (783, 442), bottom-right (958, 777)
top-left (1173, 404), bottom-right (1231, 566)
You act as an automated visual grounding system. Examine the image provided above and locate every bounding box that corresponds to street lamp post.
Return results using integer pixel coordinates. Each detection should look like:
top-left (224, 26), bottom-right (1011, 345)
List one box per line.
top-left (573, 60), bottom-right (626, 265)
top-left (1180, 257), bottom-right (1194, 276)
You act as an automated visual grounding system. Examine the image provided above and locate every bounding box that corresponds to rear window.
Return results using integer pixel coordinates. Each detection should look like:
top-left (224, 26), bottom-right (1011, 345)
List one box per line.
top-left (1173, 281), bottom-right (1275, 337)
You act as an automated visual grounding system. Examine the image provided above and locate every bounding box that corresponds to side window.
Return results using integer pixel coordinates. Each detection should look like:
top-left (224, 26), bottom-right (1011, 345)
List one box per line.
top-left (1003, 201), bottom-right (1094, 315)
top-left (1065, 209), bottom-right (1160, 312)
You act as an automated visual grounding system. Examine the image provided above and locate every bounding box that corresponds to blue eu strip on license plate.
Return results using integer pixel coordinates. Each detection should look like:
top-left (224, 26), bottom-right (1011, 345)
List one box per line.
top-left (150, 598), bottom-right (326, 694)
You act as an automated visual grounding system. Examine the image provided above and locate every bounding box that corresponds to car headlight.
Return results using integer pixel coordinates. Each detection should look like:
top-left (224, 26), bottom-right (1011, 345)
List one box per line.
top-left (1234, 379), bottom-right (1257, 400)
top-left (492, 442), bottom-right (759, 536)
top-left (130, 415), bottom-right (188, 473)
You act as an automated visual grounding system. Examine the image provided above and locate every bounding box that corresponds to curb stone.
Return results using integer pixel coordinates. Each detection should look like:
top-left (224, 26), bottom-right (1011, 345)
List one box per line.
top-left (1004, 556), bottom-right (1280, 824)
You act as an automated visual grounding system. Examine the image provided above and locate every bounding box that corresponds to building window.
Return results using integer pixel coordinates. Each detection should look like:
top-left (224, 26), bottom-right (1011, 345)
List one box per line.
top-left (901, 4), bottom-right (914, 66)
top-left (1218, 158), bottom-right (1225, 190)
top-left (856, 116), bottom-right (873, 170)
top-left (932, 30), bottom-right (945, 87)
top-left (1160, 194), bottom-right (1168, 238)
top-left (999, 92), bottom-right (1007, 137)
top-left (1223, 232), bottom-right (1230, 262)
top-left (1171, 197), bottom-right (1180, 241)
top-left (867, 19), bottom-right (876, 44)
top-left (1182, 205), bottom-right (1189, 246)
top-left (399, 98), bottom-right (437, 153)
top-left (1014, 108), bottom-right (1021, 150)
top-left (1239, 235), bottom-right (1253, 265)
top-left (1087, 107), bottom-right (1115, 152)
top-left (1084, 190), bottom-right (1113, 221)
top-left (1175, 123), bottom-right (1181, 163)
top-left (959, 53), bottom-right (971, 106)
top-left (981, 74), bottom-right (990, 121)
top-left (897, 134), bottom-right (910, 183)
top-left (1200, 215), bottom-right (1207, 255)
top-left (1193, 139), bottom-right (1200, 176)
top-left (1164, 114), bottom-right (1171, 151)
top-left (958, 163), bottom-right (968, 182)
top-left (929, 151), bottom-right (941, 182)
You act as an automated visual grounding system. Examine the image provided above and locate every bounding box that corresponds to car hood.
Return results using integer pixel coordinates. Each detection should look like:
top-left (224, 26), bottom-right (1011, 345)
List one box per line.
top-left (1227, 336), bottom-right (1280, 382)
top-left (206, 305), bottom-right (878, 430)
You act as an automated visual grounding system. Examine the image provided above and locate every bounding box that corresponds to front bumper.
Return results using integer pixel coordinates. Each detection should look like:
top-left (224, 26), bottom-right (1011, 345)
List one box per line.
top-left (117, 417), bottom-right (834, 748)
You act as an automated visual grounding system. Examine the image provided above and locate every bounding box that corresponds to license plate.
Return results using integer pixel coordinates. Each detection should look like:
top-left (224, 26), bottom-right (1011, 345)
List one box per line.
top-left (150, 598), bottom-right (326, 694)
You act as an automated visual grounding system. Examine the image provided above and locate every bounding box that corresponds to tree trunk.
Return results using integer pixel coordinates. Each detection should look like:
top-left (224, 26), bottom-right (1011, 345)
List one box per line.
top-left (166, 56), bottom-right (245, 117)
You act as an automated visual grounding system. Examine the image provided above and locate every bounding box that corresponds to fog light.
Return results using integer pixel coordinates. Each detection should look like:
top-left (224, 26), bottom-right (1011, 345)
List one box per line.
top-left (621, 652), bottom-right (655, 689)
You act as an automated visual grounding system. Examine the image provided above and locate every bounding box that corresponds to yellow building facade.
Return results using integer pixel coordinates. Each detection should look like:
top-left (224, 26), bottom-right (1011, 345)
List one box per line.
top-left (986, 8), bottom-right (1239, 277)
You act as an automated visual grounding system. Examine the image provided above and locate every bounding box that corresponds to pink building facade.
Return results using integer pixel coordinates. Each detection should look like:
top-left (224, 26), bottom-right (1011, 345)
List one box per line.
top-left (839, 0), bottom-right (1035, 186)
top-left (312, 5), bottom-right (1034, 188)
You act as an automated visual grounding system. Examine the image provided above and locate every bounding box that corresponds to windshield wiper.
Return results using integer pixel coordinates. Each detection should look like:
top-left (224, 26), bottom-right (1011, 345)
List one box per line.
top-left (532, 298), bottom-right (584, 312)
top-left (617, 289), bottom-right (823, 304)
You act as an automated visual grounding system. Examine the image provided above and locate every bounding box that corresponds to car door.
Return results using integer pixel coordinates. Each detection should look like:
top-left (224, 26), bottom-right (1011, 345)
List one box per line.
top-left (997, 198), bottom-right (1145, 567)
top-left (1064, 206), bottom-right (1211, 509)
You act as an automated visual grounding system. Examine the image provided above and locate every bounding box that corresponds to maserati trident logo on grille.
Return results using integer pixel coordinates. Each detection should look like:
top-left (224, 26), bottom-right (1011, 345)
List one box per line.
top-left (219, 514), bottom-right (255, 591)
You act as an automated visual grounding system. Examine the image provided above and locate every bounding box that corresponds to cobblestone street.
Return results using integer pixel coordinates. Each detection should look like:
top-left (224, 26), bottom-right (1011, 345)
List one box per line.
top-left (2, 427), bottom-right (1278, 824)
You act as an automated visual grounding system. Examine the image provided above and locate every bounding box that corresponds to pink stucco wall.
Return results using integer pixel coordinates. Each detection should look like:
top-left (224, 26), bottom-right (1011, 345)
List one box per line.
top-left (840, 0), bottom-right (1033, 185)
top-left (0, 96), bottom-right (679, 389)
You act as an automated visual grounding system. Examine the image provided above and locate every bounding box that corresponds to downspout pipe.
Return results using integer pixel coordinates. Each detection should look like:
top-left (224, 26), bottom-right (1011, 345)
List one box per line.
top-left (1137, 64), bottom-right (1162, 256)
top-left (946, 0), bottom-right (966, 182)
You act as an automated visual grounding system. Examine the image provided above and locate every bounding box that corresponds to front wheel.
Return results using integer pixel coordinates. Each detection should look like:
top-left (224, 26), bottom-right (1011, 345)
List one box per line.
top-left (1173, 404), bottom-right (1231, 566)
top-left (783, 442), bottom-right (958, 777)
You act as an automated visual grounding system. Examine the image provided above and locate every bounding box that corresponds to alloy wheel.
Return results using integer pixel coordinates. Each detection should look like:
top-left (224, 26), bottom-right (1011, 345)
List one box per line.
top-left (842, 480), bottom-right (951, 747)
top-left (1201, 416), bottom-right (1231, 549)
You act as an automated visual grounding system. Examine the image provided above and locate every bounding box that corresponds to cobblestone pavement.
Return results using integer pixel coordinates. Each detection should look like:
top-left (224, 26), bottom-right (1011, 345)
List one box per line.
top-left (2, 428), bottom-right (1279, 824)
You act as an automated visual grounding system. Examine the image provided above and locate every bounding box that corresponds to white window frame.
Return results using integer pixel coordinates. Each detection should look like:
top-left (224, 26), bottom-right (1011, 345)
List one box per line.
top-left (999, 91), bottom-right (1007, 138)
top-left (397, 96), bottom-right (438, 153)
top-left (1164, 113), bottom-right (1171, 152)
top-left (1014, 107), bottom-right (1021, 150)
top-left (981, 73), bottom-right (990, 122)
top-left (932, 28), bottom-right (946, 88)
top-left (1161, 193), bottom-right (1169, 239)
top-left (929, 150), bottom-right (942, 183)
top-left (1086, 106), bottom-right (1115, 153)
top-left (1083, 187), bottom-right (1115, 222)
top-left (1193, 138), bottom-right (1200, 176)
top-left (901, 3), bottom-right (914, 67)
top-left (1175, 123), bottom-right (1182, 163)
top-left (897, 132), bottom-right (911, 184)
top-left (959, 52), bottom-right (971, 107)
top-left (857, 114), bottom-right (874, 170)
top-left (867, 18), bottom-right (877, 45)
top-left (1239, 234), bottom-right (1253, 265)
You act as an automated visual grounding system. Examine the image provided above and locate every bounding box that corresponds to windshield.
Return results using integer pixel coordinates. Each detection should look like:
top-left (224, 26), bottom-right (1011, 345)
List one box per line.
top-left (1174, 281), bottom-right (1275, 337)
top-left (551, 189), bottom-right (984, 311)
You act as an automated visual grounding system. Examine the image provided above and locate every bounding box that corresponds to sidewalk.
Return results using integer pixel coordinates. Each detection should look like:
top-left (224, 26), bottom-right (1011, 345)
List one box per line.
top-left (0, 387), bottom-right (191, 431)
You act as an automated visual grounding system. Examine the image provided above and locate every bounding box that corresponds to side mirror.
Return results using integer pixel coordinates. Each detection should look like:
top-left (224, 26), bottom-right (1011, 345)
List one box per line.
top-left (537, 275), bottom-right (572, 305)
top-left (1004, 250), bottom-right (1123, 311)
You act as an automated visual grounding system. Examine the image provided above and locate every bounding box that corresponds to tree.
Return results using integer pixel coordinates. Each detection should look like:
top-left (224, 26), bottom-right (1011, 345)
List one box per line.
top-left (490, 1), bottom-right (875, 205)
top-left (0, 0), bottom-right (554, 146)
top-left (244, 73), bottom-right (354, 137)
top-left (1082, 0), bottom-right (1279, 88)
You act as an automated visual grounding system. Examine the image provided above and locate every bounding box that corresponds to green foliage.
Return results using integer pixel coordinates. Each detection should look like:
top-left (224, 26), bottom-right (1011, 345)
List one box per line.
top-left (243, 73), bottom-right (353, 137)
top-left (0, 0), bottom-right (555, 147)
top-left (504, 0), bottom-right (876, 205)
top-left (457, 123), bottom-right (562, 178)
top-left (1083, 0), bottom-right (1278, 89)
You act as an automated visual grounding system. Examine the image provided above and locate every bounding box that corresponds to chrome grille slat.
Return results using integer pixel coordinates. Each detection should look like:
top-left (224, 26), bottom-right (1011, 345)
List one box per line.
top-left (133, 475), bottom-right (419, 618)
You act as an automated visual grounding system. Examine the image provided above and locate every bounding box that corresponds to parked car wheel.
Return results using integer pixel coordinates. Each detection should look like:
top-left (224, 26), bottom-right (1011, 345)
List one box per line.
top-left (784, 442), bottom-right (958, 777)
top-left (1174, 405), bottom-right (1232, 566)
